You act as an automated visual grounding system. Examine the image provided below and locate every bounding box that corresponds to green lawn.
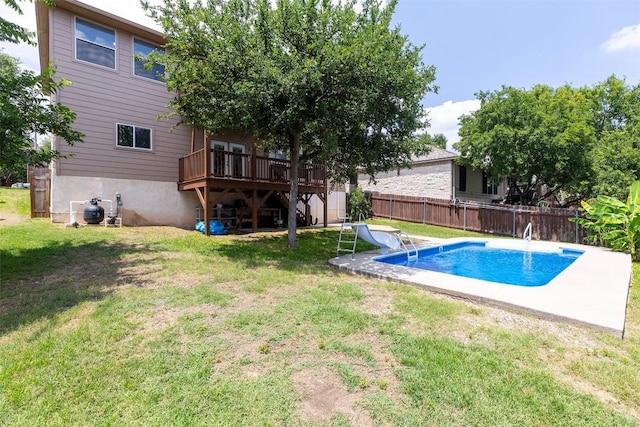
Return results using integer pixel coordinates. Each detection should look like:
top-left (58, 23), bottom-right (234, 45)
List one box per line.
top-left (0, 187), bottom-right (30, 216)
top-left (1, 188), bottom-right (638, 426)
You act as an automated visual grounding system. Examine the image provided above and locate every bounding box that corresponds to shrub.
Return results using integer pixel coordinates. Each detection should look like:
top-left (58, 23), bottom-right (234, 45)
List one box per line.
top-left (348, 186), bottom-right (371, 221)
top-left (572, 181), bottom-right (640, 260)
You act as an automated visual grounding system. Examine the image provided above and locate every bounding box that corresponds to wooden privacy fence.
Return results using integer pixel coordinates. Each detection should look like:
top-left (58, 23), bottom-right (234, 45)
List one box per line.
top-left (28, 165), bottom-right (50, 218)
top-left (367, 192), bottom-right (585, 243)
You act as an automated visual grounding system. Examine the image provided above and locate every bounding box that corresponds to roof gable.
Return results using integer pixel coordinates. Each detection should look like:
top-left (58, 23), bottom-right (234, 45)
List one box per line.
top-left (412, 147), bottom-right (458, 165)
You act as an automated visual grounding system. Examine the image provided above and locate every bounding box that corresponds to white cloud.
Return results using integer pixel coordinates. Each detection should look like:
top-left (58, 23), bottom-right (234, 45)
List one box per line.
top-left (0, 2), bottom-right (38, 69)
top-left (601, 23), bottom-right (640, 52)
top-left (424, 99), bottom-right (480, 150)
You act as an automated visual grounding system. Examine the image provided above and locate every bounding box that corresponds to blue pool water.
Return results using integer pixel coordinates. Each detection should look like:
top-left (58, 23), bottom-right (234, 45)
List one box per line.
top-left (375, 241), bottom-right (584, 287)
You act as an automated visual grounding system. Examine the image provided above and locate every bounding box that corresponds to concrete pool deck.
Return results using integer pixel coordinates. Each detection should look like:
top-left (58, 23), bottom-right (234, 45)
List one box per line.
top-left (329, 237), bottom-right (633, 338)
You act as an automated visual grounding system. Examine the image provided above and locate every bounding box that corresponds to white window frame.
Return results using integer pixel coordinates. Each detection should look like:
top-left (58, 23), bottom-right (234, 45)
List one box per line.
top-left (482, 171), bottom-right (499, 195)
top-left (132, 38), bottom-right (165, 82)
top-left (116, 123), bottom-right (153, 151)
top-left (74, 17), bottom-right (116, 70)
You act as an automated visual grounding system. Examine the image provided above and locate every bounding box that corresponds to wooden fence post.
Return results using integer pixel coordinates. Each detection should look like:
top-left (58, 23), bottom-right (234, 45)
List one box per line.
top-left (463, 202), bottom-right (467, 231)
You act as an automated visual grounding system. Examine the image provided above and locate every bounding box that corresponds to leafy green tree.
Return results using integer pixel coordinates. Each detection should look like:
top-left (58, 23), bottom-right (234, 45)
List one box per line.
top-left (587, 76), bottom-right (640, 201)
top-left (145, 0), bottom-right (436, 247)
top-left (0, 156), bottom-right (27, 185)
top-left (1, 1), bottom-right (83, 182)
top-left (0, 48), bottom-right (19, 73)
top-left (572, 181), bottom-right (640, 260)
top-left (0, 52), bottom-right (84, 174)
top-left (455, 84), bottom-right (594, 205)
top-left (415, 132), bottom-right (447, 152)
top-left (1, 0), bottom-right (53, 44)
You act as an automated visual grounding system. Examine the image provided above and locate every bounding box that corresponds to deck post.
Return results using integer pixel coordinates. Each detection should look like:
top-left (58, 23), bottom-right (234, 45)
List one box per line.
top-left (251, 144), bottom-right (256, 181)
top-left (204, 183), bottom-right (211, 236)
top-left (203, 131), bottom-right (210, 179)
top-left (252, 189), bottom-right (258, 233)
top-left (323, 190), bottom-right (328, 228)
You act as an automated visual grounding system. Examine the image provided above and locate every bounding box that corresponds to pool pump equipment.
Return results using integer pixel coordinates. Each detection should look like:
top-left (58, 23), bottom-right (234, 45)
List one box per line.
top-left (83, 198), bottom-right (104, 224)
top-left (66, 195), bottom-right (123, 228)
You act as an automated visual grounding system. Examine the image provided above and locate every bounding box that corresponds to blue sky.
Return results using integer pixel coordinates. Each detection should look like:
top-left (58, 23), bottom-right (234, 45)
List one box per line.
top-left (1, 0), bottom-right (639, 146)
top-left (391, 0), bottom-right (640, 145)
top-left (395, 0), bottom-right (640, 107)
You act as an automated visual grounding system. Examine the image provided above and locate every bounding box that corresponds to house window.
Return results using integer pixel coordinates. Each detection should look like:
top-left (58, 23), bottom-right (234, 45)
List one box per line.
top-left (133, 38), bottom-right (165, 81)
top-left (458, 166), bottom-right (467, 192)
top-left (482, 171), bottom-right (498, 195)
top-left (75, 18), bottom-right (116, 69)
top-left (117, 124), bottom-right (152, 150)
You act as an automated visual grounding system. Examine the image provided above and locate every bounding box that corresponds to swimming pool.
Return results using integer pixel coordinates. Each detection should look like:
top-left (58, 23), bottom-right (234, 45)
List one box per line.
top-left (329, 237), bottom-right (631, 337)
top-left (375, 241), bottom-right (584, 287)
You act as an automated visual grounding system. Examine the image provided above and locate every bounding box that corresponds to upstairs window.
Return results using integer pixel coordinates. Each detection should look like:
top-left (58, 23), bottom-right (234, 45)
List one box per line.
top-left (75, 18), bottom-right (116, 69)
top-left (117, 123), bottom-right (152, 150)
top-left (133, 38), bottom-right (165, 81)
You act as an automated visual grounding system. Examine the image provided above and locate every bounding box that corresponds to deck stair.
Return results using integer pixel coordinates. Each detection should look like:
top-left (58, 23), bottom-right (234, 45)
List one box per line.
top-left (272, 191), bottom-right (307, 225)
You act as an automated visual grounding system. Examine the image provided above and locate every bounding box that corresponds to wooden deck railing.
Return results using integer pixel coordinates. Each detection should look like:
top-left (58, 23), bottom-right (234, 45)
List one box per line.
top-left (178, 148), bottom-right (206, 182)
top-left (179, 149), bottom-right (326, 188)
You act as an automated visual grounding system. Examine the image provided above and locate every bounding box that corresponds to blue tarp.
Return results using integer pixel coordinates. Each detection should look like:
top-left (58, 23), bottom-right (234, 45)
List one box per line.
top-left (195, 220), bottom-right (228, 235)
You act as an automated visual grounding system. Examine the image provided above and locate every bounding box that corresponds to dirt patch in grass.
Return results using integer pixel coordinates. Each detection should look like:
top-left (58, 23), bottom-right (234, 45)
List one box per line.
top-left (360, 284), bottom-right (394, 315)
top-left (449, 301), bottom-right (604, 350)
top-left (57, 303), bottom-right (95, 333)
top-left (135, 303), bottom-right (221, 335)
top-left (213, 331), bottom-right (274, 376)
top-left (105, 251), bottom-right (210, 291)
top-left (293, 367), bottom-right (374, 426)
top-left (0, 212), bottom-right (28, 226)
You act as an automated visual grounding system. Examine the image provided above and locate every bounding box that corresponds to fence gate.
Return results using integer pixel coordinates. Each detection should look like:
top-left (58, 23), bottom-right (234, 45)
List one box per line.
top-left (29, 166), bottom-right (50, 218)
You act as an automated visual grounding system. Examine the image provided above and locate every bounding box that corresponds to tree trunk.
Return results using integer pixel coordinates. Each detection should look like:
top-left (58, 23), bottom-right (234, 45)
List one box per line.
top-left (287, 133), bottom-right (301, 248)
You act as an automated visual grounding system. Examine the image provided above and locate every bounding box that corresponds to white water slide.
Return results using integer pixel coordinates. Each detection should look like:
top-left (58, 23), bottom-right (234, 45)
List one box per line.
top-left (351, 223), bottom-right (401, 254)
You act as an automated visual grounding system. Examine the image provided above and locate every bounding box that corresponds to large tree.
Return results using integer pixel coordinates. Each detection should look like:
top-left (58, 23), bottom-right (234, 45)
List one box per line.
top-left (455, 84), bottom-right (594, 206)
top-left (145, 0), bottom-right (436, 247)
top-left (0, 52), bottom-right (83, 175)
top-left (455, 77), bottom-right (640, 206)
top-left (587, 76), bottom-right (640, 201)
top-left (1, 0), bottom-right (39, 44)
top-left (0, 1), bottom-right (83, 181)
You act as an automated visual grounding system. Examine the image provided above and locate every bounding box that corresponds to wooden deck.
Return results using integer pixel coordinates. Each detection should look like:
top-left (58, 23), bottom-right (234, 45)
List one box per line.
top-left (178, 148), bottom-right (326, 191)
top-left (178, 149), bottom-right (328, 235)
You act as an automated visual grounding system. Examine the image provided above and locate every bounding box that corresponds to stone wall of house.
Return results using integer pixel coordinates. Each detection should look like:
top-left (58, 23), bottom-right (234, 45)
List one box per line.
top-left (357, 161), bottom-right (453, 199)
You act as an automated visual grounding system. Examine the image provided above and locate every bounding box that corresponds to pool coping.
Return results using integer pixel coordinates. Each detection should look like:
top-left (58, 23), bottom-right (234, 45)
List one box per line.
top-left (329, 237), bottom-right (632, 338)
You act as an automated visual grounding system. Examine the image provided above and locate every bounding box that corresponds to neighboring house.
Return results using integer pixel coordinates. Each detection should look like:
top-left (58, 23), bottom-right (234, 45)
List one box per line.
top-left (36, 0), bottom-right (338, 232)
top-left (357, 147), bottom-right (507, 203)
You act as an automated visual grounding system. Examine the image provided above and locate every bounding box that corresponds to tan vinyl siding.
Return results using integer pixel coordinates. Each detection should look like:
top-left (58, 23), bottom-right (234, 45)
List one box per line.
top-left (51, 8), bottom-right (189, 182)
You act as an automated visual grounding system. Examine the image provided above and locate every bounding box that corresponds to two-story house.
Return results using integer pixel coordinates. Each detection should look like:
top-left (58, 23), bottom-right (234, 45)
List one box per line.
top-left (357, 147), bottom-right (507, 203)
top-left (35, 0), bottom-right (334, 234)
